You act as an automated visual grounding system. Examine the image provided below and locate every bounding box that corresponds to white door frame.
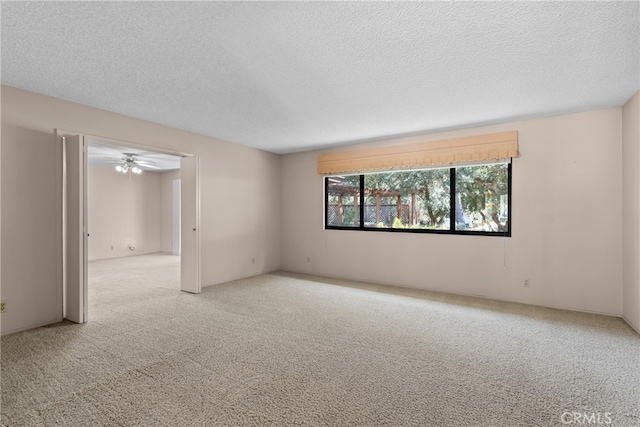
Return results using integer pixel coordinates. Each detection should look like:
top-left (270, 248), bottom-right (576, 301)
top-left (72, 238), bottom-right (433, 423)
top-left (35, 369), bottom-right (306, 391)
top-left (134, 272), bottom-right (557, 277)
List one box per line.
top-left (180, 156), bottom-right (201, 293)
top-left (58, 130), bottom-right (87, 322)
top-left (57, 130), bottom-right (202, 321)
top-left (172, 179), bottom-right (181, 255)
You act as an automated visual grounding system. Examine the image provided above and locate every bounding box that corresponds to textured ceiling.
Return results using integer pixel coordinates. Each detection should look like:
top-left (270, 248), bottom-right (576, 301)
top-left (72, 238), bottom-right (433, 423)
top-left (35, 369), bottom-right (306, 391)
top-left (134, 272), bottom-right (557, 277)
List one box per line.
top-left (2, 2), bottom-right (638, 154)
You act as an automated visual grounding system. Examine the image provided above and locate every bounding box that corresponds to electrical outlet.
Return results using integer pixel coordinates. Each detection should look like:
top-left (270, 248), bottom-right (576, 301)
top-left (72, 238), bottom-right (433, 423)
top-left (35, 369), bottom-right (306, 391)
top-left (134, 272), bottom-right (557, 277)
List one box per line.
top-left (524, 279), bottom-right (531, 288)
top-left (0, 300), bottom-right (6, 313)
top-left (307, 256), bottom-right (311, 263)
top-left (252, 257), bottom-right (255, 264)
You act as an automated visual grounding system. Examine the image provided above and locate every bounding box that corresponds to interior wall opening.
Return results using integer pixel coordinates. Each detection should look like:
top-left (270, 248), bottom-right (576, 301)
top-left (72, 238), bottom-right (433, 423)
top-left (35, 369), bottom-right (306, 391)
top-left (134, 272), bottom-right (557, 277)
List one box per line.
top-left (86, 138), bottom-right (183, 320)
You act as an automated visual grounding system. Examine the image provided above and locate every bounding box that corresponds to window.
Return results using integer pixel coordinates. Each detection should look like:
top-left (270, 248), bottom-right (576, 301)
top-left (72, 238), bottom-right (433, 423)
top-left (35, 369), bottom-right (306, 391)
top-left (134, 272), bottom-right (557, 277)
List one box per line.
top-left (326, 175), bottom-right (361, 227)
top-left (455, 164), bottom-right (510, 233)
top-left (364, 169), bottom-right (450, 230)
top-left (325, 163), bottom-right (511, 236)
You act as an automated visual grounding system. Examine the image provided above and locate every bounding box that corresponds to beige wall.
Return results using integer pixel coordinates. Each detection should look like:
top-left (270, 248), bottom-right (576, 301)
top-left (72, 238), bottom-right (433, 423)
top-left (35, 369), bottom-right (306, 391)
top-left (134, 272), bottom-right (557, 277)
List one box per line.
top-left (87, 164), bottom-right (162, 261)
top-left (281, 108), bottom-right (623, 315)
top-left (1, 85), bottom-right (281, 335)
top-left (1, 103), bottom-right (61, 332)
top-left (622, 91), bottom-right (640, 332)
top-left (160, 170), bottom-right (180, 253)
top-left (1, 83), bottom-right (634, 334)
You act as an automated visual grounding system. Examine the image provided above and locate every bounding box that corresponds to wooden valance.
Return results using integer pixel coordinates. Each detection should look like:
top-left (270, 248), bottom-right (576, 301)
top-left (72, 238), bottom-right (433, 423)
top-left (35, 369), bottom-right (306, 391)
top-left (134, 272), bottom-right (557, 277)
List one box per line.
top-left (317, 131), bottom-right (519, 175)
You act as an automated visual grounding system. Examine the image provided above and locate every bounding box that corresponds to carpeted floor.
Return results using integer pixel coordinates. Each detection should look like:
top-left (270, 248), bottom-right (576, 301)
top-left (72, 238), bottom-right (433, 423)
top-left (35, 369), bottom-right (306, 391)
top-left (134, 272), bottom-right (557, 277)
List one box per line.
top-left (1, 253), bottom-right (639, 426)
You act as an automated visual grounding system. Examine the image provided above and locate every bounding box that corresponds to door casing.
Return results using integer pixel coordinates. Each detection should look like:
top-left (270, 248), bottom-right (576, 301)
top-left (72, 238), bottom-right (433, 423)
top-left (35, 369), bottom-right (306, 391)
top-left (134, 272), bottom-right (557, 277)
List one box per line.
top-left (57, 130), bottom-right (202, 322)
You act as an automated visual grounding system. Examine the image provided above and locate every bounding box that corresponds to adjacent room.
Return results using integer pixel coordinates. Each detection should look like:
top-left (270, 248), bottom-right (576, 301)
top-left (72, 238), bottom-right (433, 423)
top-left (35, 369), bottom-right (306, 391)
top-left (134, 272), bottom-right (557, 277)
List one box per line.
top-left (1, 2), bottom-right (639, 427)
top-left (86, 140), bottom-right (183, 321)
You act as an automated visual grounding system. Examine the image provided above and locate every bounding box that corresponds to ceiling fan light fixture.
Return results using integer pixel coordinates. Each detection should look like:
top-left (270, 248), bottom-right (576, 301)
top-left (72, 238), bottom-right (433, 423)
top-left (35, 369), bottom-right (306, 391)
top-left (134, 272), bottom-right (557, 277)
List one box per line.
top-left (115, 165), bottom-right (126, 173)
top-left (132, 166), bottom-right (142, 174)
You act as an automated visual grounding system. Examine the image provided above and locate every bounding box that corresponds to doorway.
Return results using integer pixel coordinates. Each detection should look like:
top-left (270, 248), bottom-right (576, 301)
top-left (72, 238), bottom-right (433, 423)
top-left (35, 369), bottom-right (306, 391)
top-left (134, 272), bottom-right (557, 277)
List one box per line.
top-left (58, 130), bottom-right (201, 324)
top-left (172, 179), bottom-right (181, 255)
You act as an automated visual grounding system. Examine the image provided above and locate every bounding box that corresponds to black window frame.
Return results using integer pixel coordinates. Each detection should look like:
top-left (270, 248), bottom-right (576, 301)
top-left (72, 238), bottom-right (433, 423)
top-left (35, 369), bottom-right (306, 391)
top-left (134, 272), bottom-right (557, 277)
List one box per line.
top-left (324, 163), bottom-right (512, 237)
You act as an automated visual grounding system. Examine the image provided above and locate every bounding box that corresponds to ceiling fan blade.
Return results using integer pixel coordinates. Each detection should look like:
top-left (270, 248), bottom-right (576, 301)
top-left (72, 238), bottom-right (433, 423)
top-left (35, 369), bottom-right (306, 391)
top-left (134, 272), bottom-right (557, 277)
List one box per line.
top-left (135, 159), bottom-right (157, 165)
top-left (89, 158), bottom-right (123, 164)
top-left (88, 154), bottom-right (117, 159)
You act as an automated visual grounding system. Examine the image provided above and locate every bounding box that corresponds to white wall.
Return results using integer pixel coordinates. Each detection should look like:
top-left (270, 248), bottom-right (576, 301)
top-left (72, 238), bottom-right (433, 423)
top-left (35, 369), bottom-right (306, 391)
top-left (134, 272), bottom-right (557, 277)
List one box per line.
top-left (160, 170), bottom-right (180, 253)
top-left (622, 91), bottom-right (640, 332)
top-left (281, 108), bottom-right (623, 316)
top-left (88, 164), bottom-right (162, 261)
top-left (1, 85), bottom-right (281, 335)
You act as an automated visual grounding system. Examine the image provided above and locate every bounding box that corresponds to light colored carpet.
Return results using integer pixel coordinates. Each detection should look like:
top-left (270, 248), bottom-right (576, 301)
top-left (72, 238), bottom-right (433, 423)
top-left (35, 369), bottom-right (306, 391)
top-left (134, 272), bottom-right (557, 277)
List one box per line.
top-left (1, 253), bottom-right (639, 426)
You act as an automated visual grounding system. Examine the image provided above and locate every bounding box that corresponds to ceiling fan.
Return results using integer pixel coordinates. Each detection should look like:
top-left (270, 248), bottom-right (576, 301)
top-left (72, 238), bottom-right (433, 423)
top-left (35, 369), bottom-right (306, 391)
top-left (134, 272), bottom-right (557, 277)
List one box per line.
top-left (115, 154), bottom-right (160, 174)
top-left (88, 141), bottom-right (183, 172)
top-left (92, 153), bottom-right (160, 174)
